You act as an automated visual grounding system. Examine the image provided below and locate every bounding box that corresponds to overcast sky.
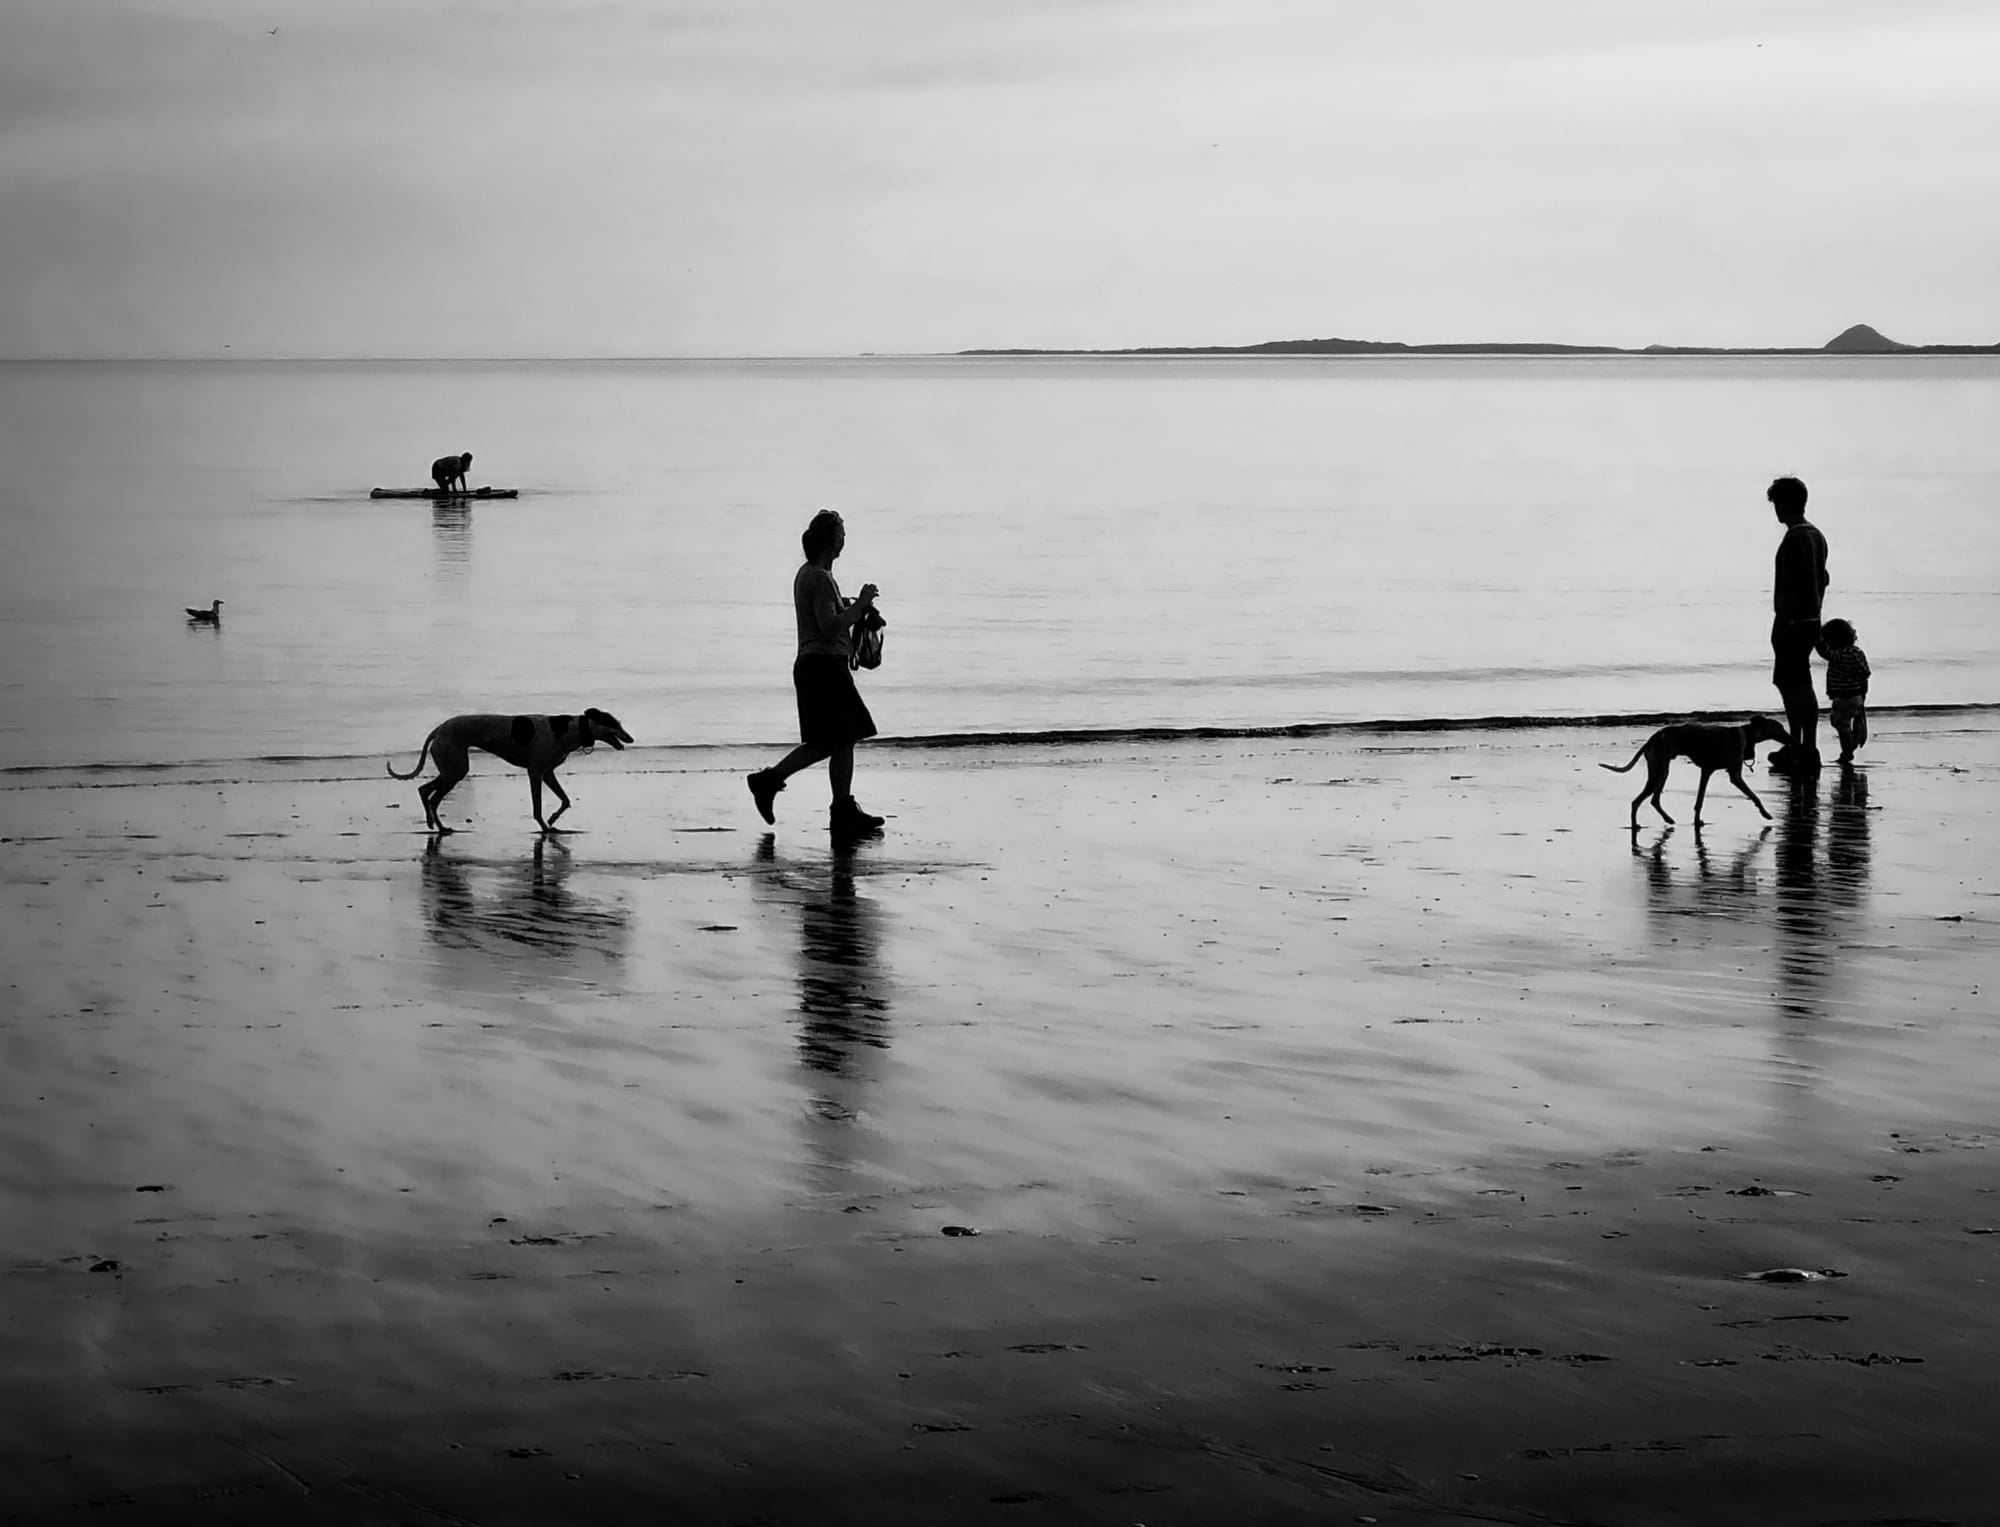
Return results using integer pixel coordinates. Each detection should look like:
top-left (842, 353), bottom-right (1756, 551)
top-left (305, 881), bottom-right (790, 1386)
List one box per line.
top-left (2, 0), bottom-right (1994, 358)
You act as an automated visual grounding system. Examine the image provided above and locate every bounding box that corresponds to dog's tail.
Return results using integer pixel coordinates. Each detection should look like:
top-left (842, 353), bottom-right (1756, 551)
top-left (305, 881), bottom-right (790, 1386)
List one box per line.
top-left (386, 729), bottom-right (438, 780)
top-left (1599, 745), bottom-right (1647, 774)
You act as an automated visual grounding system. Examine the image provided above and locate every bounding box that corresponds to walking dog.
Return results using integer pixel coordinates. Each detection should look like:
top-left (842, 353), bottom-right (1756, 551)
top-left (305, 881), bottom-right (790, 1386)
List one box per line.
top-left (1600, 715), bottom-right (1790, 828)
top-left (388, 709), bottom-right (632, 832)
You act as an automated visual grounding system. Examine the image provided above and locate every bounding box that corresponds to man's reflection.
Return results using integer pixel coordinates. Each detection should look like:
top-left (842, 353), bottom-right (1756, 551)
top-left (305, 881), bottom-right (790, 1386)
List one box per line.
top-left (752, 835), bottom-right (892, 1183)
top-left (420, 834), bottom-right (630, 969)
top-left (432, 499), bottom-right (472, 575)
top-left (1630, 765), bottom-right (1874, 1034)
top-left (1771, 771), bottom-right (1828, 1025)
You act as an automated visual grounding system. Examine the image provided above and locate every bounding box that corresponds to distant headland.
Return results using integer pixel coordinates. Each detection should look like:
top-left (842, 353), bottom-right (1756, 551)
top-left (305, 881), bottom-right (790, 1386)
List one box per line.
top-left (961, 324), bottom-right (2000, 358)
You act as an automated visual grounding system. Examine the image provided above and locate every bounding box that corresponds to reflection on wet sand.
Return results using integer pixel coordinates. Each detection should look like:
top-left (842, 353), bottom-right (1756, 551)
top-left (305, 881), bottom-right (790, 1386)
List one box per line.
top-left (1632, 820), bottom-right (1771, 914)
top-left (1633, 766), bottom-right (1875, 1040)
top-left (1827, 764), bottom-right (1872, 914)
top-left (419, 834), bottom-right (630, 969)
top-left (1772, 766), bottom-right (1872, 1025)
top-left (751, 834), bottom-right (893, 1183)
top-left (1772, 771), bottom-right (1826, 1023)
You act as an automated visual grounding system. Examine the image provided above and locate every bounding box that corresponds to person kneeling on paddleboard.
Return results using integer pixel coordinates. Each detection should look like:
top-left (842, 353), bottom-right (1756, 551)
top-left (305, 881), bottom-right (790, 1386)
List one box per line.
top-left (431, 451), bottom-right (473, 494)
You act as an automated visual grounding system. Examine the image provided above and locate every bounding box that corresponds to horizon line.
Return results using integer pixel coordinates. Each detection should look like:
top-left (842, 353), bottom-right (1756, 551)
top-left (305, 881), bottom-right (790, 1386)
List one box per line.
top-left (6, 347), bottom-right (1997, 364)
top-left (5, 324), bottom-right (1996, 365)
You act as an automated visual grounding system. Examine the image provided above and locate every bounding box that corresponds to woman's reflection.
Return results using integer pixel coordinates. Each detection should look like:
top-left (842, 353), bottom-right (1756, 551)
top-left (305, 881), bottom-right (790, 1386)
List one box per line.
top-left (752, 835), bottom-right (893, 1184)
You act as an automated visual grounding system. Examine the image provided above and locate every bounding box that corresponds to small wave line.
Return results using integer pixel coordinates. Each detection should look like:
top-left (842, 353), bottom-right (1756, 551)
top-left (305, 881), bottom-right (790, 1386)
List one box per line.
top-left (3, 701), bottom-right (1994, 784)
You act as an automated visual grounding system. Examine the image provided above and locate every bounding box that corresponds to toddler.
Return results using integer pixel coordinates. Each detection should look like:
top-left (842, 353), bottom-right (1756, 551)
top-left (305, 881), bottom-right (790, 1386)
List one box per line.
top-left (1818, 617), bottom-right (1871, 763)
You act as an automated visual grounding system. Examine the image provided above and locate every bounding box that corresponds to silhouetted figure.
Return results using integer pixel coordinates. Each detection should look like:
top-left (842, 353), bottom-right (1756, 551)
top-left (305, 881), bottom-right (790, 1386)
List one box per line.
top-left (746, 509), bottom-right (887, 838)
top-left (1818, 617), bottom-right (1872, 764)
top-left (1764, 476), bottom-right (1830, 773)
top-left (431, 451), bottom-right (473, 494)
top-left (387, 708), bottom-right (632, 834)
top-left (184, 598), bottom-right (223, 624)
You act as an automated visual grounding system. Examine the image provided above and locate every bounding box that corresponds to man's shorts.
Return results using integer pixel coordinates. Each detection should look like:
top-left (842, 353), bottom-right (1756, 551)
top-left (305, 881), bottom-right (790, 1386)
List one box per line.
top-left (1771, 617), bottom-right (1821, 692)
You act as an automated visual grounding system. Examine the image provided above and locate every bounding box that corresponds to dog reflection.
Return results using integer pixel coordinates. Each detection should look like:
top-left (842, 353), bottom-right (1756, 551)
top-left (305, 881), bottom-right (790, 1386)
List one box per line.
top-left (420, 835), bottom-right (629, 965)
top-left (1632, 822), bottom-right (1771, 917)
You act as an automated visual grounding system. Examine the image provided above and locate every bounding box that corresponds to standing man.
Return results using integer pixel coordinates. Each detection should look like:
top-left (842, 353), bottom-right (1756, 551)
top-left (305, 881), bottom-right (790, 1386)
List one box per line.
top-left (1766, 475), bottom-right (1829, 772)
top-left (431, 451), bottom-right (473, 495)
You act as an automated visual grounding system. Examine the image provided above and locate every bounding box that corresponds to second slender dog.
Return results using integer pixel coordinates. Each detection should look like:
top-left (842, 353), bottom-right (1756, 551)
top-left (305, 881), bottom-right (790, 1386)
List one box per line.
top-left (1600, 715), bottom-right (1791, 828)
top-left (388, 709), bottom-right (632, 832)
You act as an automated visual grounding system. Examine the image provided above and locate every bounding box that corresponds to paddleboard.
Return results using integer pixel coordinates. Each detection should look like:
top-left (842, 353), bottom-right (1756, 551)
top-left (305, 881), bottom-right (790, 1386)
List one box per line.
top-left (370, 487), bottom-right (520, 500)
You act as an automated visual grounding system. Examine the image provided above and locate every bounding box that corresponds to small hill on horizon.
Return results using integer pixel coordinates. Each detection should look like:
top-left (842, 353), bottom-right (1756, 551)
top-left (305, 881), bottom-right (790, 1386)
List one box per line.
top-left (961, 323), bottom-right (1999, 359)
top-left (1824, 323), bottom-right (1908, 353)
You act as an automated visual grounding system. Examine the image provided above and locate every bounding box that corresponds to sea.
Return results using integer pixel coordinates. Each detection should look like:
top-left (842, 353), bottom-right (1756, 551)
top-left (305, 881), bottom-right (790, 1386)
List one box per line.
top-left (1, 354), bottom-right (1996, 774)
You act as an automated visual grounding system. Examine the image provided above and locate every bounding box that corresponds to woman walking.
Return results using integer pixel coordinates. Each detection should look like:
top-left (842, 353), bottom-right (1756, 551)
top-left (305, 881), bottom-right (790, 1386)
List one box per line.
top-left (748, 509), bottom-right (886, 836)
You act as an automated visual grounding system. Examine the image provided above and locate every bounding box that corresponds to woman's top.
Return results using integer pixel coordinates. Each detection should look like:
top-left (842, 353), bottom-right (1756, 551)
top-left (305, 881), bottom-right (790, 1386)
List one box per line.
top-left (794, 563), bottom-right (852, 659)
top-left (1824, 644), bottom-right (1871, 697)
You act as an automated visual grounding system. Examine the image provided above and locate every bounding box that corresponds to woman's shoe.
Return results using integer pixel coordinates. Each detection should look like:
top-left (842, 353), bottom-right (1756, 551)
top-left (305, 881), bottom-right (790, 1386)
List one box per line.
top-left (830, 795), bottom-right (884, 835)
top-left (748, 770), bottom-right (784, 824)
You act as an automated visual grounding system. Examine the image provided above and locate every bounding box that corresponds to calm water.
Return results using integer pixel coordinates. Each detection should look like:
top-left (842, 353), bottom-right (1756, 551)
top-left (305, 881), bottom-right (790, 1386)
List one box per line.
top-left (1, 355), bottom-right (1996, 771)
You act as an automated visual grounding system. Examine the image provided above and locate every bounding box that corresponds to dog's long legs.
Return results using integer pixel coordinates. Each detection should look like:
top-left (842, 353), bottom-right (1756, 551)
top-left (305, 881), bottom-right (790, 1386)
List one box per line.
top-left (536, 769), bottom-right (573, 830)
top-left (1633, 757), bottom-right (1674, 827)
top-left (1726, 767), bottom-right (1772, 820)
top-left (419, 743), bottom-right (471, 833)
top-left (1692, 768), bottom-right (1714, 824)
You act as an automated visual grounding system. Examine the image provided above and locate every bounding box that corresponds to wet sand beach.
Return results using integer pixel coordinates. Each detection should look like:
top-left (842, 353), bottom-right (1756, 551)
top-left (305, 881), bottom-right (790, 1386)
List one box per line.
top-left (3, 714), bottom-right (1996, 1525)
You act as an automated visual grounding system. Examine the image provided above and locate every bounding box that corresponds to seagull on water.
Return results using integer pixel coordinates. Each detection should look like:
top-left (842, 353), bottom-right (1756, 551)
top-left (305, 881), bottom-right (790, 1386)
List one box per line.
top-left (186, 599), bottom-right (224, 623)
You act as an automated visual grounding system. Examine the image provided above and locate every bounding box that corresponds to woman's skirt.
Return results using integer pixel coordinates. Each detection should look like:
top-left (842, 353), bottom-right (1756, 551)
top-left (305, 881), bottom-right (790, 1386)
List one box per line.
top-left (793, 653), bottom-right (877, 749)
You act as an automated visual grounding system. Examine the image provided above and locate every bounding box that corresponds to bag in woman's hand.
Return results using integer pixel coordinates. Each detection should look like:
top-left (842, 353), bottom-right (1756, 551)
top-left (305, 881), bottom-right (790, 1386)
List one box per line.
top-left (851, 609), bottom-right (886, 671)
